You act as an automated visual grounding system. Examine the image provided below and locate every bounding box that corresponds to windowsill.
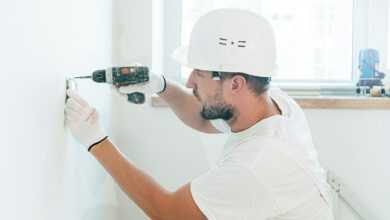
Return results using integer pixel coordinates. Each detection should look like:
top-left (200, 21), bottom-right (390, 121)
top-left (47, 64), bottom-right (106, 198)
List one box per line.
top-left (151, 95), bottom-right (390, 109)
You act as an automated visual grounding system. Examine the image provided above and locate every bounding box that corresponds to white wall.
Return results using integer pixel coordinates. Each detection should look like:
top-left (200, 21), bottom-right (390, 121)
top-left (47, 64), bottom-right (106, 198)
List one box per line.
top-left (112, 1), bottom-right (390, 219)
top-left (0, 0), bottom-right (118, 219)
top-left (307, 110), bottom-right (390, 220)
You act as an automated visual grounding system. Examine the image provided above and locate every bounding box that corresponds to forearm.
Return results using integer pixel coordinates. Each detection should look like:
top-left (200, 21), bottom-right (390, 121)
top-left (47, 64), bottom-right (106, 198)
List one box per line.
top-left (158, 79), bottom-right (219, 133)
top-left (90, 138), bottom-right (172, 219)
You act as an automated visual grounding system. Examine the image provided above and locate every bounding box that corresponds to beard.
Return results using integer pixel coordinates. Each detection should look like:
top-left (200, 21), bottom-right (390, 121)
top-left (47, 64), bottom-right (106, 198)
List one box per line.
top-left (200, 104), bottom-right (235, 121)
top-left (194, 85), bottom-right (236, 121)
top-left (200, 90), bottom-right (235, 121)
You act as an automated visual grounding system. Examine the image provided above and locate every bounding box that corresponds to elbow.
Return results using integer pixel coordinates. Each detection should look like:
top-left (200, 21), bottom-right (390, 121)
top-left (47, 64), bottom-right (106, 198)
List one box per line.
top-left (147, 192), bottom-right (176, 220)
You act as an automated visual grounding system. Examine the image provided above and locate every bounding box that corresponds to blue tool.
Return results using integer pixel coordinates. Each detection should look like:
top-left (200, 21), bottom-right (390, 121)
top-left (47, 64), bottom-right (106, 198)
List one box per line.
top-left (357, 49), bottom-right (385, 87)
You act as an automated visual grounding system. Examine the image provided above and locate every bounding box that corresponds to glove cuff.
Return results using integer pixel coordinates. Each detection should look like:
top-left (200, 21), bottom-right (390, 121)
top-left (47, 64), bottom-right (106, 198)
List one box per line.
top-left (88, 136), bottom-right (109, 152)
top-left (157, 75), bottom-right (167, 94)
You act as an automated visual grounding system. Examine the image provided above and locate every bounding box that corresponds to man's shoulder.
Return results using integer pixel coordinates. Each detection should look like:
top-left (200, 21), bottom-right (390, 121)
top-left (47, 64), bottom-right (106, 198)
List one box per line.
top-left (269, 87), bottom-right (304, 116)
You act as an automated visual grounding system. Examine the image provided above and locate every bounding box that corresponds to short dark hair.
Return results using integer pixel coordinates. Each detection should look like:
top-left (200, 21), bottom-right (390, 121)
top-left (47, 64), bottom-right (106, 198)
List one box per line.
top-left (214, 72), bottom-right (271, 95)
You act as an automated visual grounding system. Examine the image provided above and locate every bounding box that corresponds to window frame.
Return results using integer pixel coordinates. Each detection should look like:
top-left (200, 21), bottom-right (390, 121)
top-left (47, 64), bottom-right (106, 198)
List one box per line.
top-left (155, 0), bottom-right (389, 95)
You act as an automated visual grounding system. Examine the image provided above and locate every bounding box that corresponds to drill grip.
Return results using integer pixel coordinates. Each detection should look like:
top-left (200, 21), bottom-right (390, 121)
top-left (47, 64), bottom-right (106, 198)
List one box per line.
top-left (127, 92), bottom-right (145, 104)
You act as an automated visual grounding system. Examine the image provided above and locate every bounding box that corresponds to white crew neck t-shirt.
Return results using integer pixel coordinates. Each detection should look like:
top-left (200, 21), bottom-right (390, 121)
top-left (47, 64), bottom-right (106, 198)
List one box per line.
top-left (191, 87), bottom-right (335, 220)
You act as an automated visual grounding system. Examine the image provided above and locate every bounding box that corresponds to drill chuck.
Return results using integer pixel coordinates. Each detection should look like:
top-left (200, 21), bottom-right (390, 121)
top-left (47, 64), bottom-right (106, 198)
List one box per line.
top-left (92, 69), bottom-right (107, 83)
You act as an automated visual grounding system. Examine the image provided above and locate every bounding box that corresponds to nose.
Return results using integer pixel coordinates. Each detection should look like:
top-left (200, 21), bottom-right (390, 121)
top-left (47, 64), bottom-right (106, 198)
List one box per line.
top-left (186, 69), bottom-right (196, 88)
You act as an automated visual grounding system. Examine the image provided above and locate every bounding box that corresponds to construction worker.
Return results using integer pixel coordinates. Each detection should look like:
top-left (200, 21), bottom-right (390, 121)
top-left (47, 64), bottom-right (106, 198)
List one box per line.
top-left (65, 8), bottom-right (335, 219)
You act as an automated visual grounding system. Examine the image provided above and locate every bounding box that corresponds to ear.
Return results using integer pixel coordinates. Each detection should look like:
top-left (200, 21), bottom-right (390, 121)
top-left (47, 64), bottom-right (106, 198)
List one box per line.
top-left (230, 75), bottom-right (246, 94)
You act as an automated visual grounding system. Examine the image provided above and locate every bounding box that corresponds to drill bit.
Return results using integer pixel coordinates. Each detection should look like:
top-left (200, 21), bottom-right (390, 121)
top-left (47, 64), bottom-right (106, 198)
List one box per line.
top-left (73, 76), bottom-right (92, 79)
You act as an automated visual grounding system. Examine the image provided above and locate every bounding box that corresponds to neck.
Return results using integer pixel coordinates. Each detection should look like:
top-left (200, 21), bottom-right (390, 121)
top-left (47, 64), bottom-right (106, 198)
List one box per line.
top-left (228, 92), bottom-right (281, 132)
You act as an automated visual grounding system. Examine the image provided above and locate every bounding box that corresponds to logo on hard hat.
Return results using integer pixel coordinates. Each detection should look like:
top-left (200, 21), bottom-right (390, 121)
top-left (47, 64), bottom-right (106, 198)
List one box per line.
top-left (218, 37), bottom-right (247, 48)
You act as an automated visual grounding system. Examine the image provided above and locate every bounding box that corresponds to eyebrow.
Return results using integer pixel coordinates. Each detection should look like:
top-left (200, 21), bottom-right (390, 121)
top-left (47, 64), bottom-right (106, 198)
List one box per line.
top-left (195, 69), bottom-right (205, 77)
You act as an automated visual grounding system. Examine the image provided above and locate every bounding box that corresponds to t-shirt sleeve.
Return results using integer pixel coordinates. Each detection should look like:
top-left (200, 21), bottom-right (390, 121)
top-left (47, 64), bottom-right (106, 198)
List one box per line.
top-left (190, 164), bottom-right (275, 220)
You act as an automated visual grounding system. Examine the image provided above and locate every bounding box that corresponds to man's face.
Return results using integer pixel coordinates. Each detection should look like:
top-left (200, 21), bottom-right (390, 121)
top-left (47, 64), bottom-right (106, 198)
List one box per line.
top-left (186, 69), bottom-right (235, 121)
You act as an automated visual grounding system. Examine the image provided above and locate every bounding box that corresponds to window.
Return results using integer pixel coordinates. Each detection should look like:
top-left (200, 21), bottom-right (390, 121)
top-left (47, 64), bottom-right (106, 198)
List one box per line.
top-left (159, 0), bottom-right (390, 92)
top-left (388, 2), bottom-right (390, 69)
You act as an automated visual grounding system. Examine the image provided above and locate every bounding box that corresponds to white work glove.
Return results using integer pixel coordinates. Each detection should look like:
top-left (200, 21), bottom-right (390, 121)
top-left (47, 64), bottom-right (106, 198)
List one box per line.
top-left (65, 89), bottom-right (107, 151)
top-left (117, 71), bottom-right (166, 96)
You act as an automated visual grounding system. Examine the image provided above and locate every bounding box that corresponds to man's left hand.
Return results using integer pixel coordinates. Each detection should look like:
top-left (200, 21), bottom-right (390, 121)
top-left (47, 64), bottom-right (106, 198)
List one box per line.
top-left (65, 89), bottom-right (107, 151)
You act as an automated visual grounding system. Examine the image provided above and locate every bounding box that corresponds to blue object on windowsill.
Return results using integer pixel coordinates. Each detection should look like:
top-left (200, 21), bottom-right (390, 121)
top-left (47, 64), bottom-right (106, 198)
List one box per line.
top-left (357, 48), bottom-right (385, 87)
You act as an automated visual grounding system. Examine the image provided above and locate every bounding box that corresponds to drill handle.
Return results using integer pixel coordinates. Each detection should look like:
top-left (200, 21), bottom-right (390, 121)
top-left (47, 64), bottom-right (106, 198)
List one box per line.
top-left (127, 92), bottom-right (145, 104)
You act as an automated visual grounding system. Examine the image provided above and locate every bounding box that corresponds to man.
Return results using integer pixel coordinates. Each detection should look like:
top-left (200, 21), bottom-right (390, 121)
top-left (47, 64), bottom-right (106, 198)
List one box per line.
top-left (65, 9), bottom-right (335, 219)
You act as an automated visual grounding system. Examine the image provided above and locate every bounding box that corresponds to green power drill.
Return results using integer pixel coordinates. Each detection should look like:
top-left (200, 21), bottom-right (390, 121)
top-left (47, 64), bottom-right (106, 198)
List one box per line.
top-left (72, 66), bottom-right (149, 104)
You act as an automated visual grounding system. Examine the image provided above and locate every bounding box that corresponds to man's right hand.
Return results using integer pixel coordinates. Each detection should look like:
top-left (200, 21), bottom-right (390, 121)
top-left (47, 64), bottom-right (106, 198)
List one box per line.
top-left (118, 71), bottom-right (166, 96)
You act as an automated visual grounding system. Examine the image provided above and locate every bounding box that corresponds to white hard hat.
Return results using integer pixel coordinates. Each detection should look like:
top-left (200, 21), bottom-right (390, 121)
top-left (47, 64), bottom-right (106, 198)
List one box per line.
top-left (172, 8), bottom-right (277, 77)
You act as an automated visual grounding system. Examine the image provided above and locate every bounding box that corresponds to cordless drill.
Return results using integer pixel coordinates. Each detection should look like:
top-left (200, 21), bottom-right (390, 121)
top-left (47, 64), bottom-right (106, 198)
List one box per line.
top-left (73, 66), bottom-right (150, 104)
